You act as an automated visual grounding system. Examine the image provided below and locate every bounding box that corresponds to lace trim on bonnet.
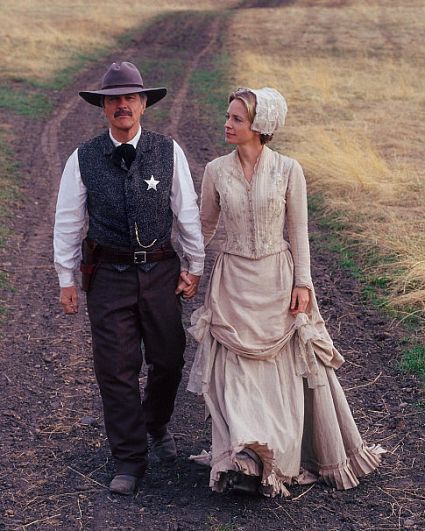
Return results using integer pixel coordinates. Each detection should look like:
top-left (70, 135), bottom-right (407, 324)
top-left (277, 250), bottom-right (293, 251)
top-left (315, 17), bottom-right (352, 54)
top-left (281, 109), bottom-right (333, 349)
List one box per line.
top-left (248, 87), bottom-right (287, 135)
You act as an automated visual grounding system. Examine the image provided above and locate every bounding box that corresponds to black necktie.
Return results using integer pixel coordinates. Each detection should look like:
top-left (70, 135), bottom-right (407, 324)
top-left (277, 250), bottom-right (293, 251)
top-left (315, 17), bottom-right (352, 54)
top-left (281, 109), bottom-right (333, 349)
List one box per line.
top-left (112, 143), bottom-right (136, 169)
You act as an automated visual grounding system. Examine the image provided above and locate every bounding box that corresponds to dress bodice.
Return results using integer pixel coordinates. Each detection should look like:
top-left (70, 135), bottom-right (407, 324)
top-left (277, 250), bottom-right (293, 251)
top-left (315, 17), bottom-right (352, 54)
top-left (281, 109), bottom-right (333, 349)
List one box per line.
top-left (200, 146), bottom-right (312, 288)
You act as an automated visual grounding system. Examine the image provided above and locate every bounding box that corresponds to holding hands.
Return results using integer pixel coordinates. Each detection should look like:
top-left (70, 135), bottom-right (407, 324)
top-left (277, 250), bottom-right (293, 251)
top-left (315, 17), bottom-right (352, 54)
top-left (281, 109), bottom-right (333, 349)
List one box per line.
top-left (176, 271), bottom-right (201, 299)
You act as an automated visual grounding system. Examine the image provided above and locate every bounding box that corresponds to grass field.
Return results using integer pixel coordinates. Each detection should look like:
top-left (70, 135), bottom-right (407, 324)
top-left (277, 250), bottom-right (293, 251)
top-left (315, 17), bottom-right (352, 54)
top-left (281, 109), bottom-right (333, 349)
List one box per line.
top-left (1, 0), bottom-right (236, 84)
top-left (227, 0), bottom-right (425, 325)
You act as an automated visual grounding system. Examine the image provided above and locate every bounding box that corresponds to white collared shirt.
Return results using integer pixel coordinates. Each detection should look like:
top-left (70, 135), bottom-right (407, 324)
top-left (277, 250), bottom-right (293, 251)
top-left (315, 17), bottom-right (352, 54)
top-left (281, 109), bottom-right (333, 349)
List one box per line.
top-left (54, 127), bottom-right (205, 287)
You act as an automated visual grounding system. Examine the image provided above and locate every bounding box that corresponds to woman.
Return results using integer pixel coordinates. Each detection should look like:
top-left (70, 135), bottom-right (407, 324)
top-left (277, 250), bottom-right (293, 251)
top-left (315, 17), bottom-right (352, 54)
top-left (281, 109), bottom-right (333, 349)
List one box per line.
top-left (188, 87), bottom-right (384, 497)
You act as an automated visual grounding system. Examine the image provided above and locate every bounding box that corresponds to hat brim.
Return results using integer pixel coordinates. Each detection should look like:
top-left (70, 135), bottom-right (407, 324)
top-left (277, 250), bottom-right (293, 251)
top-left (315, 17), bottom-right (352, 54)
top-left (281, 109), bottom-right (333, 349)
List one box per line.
top-left (79, 86), bottom-right (167, 108)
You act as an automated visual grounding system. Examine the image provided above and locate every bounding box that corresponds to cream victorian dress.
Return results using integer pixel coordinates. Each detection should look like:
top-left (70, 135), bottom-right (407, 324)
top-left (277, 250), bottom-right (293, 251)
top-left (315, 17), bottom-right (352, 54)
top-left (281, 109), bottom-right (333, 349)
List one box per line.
top-left (188, 146), bottom-right (383, 497)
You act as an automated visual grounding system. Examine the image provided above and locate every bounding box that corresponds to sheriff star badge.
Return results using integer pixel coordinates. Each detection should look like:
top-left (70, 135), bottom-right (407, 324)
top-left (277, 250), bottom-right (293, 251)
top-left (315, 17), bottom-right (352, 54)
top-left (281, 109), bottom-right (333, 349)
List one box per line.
top-left (144, 175), bottom-right (160, 190)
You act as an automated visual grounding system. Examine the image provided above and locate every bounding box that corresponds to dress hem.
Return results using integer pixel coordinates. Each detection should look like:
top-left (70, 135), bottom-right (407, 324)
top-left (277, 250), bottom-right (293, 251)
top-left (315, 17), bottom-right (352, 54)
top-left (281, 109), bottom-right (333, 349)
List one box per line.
top-left (191, 442), bottom-right (385, 497)
top-left (302, 443), bottom-right (385, 490)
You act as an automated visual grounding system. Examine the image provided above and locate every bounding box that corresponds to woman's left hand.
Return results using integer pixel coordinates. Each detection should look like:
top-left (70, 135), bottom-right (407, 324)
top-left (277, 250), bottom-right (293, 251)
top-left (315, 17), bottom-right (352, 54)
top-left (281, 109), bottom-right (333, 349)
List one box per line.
top-left (290, 287), bottom-right (311, 315)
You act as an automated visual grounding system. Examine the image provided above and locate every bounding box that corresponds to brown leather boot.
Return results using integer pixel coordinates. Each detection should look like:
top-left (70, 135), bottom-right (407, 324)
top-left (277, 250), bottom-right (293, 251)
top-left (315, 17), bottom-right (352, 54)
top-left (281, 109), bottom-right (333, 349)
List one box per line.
top-left (109, 474), bottom-right (140, 495)
top-left (148, 430), bottom-right (177, 463)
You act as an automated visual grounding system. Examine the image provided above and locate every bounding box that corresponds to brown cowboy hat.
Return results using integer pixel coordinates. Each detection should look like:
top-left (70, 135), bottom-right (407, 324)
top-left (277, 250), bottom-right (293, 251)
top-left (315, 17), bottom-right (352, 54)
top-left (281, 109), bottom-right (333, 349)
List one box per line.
top-left (79, 61), bottom-right (167, 108)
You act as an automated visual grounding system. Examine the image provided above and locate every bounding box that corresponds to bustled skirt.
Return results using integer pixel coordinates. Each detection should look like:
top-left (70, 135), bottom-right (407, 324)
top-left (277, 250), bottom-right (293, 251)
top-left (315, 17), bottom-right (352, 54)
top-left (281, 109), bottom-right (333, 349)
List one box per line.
top-left (188, 250), bottom-right (384, 497)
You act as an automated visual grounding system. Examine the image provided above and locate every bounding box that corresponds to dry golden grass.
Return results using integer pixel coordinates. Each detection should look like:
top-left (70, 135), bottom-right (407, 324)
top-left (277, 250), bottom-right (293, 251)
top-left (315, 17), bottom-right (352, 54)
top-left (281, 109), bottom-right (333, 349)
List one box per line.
top-left (227, 0), bottom-right (425, 318)
top-left (1, 0), bottom-right (237, 83)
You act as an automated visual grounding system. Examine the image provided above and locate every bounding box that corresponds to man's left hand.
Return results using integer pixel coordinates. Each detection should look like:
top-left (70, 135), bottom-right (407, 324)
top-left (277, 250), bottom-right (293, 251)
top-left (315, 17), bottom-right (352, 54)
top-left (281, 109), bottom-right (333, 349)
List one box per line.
top-left (175, 271), bottom-right (201, 299)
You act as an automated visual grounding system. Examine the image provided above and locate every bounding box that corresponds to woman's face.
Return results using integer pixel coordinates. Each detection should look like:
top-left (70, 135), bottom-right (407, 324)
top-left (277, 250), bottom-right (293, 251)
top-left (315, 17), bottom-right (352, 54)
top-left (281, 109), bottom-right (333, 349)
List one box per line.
top-left (225, 99), bottom-right (258, 146)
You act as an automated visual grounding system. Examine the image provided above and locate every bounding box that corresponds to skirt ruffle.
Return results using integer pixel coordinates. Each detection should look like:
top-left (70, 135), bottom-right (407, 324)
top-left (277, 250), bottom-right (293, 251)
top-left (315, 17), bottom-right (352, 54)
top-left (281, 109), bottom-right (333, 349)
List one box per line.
top-left (316, 444), bottom-right (386, 490)
top-left (191, 442), bottom-right (385, 497)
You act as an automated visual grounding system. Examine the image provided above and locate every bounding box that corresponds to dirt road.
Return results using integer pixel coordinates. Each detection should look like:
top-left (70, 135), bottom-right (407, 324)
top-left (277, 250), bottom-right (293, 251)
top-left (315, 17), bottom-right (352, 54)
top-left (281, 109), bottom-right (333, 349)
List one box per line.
top-left (0, 5), bottom-right (423, 530)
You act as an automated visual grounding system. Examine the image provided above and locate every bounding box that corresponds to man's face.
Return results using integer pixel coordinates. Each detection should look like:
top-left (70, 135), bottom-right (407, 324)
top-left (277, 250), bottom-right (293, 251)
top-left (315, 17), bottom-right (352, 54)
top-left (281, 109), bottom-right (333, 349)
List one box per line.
top-left (103, 93), bottom-right (145, 139)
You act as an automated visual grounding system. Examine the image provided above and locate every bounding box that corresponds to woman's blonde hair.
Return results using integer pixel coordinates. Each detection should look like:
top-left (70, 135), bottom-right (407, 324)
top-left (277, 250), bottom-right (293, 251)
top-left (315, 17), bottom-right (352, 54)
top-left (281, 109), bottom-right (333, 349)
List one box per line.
top-left (228, 88), bottom-right (273, 145)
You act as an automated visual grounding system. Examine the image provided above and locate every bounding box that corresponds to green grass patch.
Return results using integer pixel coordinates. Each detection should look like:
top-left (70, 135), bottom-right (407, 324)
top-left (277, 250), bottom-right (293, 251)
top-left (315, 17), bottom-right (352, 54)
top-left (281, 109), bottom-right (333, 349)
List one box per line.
top-left (47, 53), bottom-right (100, 90)
top-left (137, 57), bottom-right (185, 84)
top-left (190, 51), bottom-right (233, 150)
top-left (400, 345), bottom-right (425, 383)
top-left (0, 127), bottom-right (20, 305)
top-left (0, 127), bottom-right (20, 206)
top-left (0, 302), bottom-right (8, 328)
top-left (0, 88), bottom-right (52, 118)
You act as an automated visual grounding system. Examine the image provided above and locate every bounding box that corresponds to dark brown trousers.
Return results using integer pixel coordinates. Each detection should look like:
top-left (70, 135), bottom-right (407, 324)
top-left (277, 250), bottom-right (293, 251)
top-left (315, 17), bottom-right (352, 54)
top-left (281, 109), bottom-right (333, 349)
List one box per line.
top-left (86, 256), bottom-right (186, 476)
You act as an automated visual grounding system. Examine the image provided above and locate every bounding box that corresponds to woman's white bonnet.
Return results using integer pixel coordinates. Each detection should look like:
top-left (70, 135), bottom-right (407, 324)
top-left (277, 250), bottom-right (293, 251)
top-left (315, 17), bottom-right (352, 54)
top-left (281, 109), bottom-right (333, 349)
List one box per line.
top-left (250, 87), bottom-right (287, 135)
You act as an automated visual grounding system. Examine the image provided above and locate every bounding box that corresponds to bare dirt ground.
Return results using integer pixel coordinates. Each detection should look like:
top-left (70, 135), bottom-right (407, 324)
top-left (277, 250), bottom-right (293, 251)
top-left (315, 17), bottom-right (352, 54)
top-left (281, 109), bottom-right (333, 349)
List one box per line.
top-left (0, 4), bottom-right (424, 530)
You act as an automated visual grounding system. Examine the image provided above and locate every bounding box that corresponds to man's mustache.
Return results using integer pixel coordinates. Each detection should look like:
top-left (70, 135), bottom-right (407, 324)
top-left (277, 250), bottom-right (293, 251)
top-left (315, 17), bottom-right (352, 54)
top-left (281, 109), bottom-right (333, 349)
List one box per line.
top-left (114, 110), bottom-right (133, 118)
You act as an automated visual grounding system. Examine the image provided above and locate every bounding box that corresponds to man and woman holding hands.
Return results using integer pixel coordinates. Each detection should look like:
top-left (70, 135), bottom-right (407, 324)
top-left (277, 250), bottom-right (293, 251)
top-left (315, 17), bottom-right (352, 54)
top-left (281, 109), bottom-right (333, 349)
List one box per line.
top-left (54, 61), bottom-right (382, 497)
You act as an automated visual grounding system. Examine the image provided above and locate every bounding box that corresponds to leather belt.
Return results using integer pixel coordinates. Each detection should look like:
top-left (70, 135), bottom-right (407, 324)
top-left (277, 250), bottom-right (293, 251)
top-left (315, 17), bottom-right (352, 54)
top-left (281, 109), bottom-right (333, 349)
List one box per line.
top-left (97, 244), bottom-right (176, 265)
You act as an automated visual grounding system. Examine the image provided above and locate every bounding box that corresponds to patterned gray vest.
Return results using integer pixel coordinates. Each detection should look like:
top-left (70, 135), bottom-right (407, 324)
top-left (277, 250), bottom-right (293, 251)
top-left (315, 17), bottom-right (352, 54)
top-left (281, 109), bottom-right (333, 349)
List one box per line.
top-left (78, 130), bottom-right (174, 250)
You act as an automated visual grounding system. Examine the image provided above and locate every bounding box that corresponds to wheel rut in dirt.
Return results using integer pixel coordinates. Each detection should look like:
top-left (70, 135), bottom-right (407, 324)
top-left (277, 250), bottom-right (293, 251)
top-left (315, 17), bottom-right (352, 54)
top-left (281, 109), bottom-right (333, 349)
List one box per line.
top-left (0, 5), bottom-right (423, 531)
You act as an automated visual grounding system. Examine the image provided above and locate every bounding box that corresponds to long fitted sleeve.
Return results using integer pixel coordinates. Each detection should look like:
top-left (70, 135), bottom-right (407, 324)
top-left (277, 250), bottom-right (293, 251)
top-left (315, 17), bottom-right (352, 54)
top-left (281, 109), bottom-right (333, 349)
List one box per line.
top-left (200, 163), bottom-right (221, 247)
top-left (285, 159), bottom-right (313, 289)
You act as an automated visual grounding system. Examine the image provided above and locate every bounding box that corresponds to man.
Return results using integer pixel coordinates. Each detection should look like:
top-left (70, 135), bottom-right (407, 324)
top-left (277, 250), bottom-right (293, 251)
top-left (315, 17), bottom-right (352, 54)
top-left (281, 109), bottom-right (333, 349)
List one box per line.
top-left (54, 61), bottom-right (204, 495)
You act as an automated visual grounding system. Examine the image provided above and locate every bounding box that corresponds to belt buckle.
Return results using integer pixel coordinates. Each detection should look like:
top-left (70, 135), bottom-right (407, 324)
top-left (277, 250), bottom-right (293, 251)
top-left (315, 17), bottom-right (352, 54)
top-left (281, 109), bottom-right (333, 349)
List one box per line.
top-left (134, 250), bottom-right (147, 264)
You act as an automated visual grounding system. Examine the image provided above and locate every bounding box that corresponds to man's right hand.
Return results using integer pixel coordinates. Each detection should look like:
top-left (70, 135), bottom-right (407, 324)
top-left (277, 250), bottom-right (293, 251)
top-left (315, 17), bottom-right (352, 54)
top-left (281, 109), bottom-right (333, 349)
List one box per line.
top-left (175, 271), bottom-right (201, 299)
top-left (60, 286), bottom-right (79, 314)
